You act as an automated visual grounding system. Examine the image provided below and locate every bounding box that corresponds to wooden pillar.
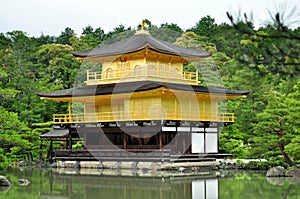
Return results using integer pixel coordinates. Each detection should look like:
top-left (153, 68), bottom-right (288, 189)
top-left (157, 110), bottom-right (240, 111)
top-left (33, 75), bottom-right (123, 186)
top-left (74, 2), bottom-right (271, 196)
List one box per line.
top-left (68, 102), bottom-right (72, 122)
top-left (65, 137), bottom-right (68, 149)
top-left (175, 128), bottom-right (178, 153)
top-left (217, 123), bottom-right (220, 153)
top-left (49, 139), bottom-right (53, 152)
top-left (68, 102), bottom-right (71, 115)
top-left (159, 131), bottom-right (163, 149)
top-left (68, 133), bottom-right (72, 149)
top-left (183, 133), bottom-right (186, 154)
top-left (123, 132), bottom-right (127, 150)
top-left (186, 126), bottom-right (191, 154)
top-left (204, 126), bottom-right (206, 153)
top-left (174, 98), bottom-right (177, 119)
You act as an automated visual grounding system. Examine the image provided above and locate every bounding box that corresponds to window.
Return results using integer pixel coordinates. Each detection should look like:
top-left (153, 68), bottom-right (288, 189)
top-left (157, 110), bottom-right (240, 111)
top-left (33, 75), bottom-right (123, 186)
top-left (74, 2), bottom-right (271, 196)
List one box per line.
top-left (134, 65), bottom-right (143, 76)
top-left (147, 65), bottom-right (156, 76)
top-left (105, 68), bottom-right (113, 79)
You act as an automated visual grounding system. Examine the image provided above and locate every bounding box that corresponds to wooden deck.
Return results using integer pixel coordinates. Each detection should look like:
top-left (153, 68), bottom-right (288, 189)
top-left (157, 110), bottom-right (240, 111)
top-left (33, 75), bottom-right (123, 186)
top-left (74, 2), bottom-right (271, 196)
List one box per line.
top-left (53, 149), bottom-right (223, 163)
top-left (53, 149), bottom-right (171, 162)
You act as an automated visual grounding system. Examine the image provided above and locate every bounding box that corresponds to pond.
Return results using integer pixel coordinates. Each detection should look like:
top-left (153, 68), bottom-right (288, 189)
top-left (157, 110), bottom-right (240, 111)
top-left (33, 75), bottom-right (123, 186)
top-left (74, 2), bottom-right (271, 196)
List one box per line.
top-left (1, 167), bottom-right (300, 199)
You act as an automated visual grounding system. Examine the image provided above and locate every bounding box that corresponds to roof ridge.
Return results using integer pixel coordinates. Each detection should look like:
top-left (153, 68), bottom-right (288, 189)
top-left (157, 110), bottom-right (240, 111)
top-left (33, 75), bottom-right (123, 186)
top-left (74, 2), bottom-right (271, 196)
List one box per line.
top-left (72, 32), bottom-right (211, 59)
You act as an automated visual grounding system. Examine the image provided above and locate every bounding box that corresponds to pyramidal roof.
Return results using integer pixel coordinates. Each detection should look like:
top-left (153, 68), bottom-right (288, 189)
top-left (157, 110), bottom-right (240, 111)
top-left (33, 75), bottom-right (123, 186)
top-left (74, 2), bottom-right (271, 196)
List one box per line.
top-left (72, 31), bottom-right (211, 58)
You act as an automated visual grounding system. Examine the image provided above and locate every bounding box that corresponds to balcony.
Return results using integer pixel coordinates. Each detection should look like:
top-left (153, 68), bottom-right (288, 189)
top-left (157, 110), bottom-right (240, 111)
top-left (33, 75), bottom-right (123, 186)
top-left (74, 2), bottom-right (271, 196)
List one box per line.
top-left (86, 64), bottom-right (198, 85)
top-left (53, 111), bottom-right (234, 124)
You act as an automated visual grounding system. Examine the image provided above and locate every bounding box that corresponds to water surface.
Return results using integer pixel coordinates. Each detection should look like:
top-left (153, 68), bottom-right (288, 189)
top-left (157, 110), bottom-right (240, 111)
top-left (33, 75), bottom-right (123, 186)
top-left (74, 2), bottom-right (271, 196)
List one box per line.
top-left (1, 167), bottom-right (300, 199)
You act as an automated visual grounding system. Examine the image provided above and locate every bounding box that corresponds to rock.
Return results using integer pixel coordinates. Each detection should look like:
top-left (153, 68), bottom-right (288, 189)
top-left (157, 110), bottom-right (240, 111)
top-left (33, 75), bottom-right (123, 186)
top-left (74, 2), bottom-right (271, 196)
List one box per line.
top-left (192, 166), bottom-right (199, 172)
top-left (178, 167), bottom-right (186, 172)
top-left (17, 160), bottom-right (28, 167)
top-left (266, 166), bottom-right (285, 177)
top-left (266, 177), bottom-right (285, 186)
top-left (141, 167), bottom-right (149, 173)
top-left (286, 168), bottom-right (300, 177)
top-left (18, 179), bottom-right (30, 186)
top-left (0, 175), bottom-right (11, 186)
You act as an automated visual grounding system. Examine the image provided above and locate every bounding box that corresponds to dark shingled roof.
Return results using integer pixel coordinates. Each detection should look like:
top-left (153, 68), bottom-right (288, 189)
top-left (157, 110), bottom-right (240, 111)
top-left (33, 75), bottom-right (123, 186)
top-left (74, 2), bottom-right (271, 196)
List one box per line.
top-left (36, 81), bottom-right (249, 98)
top-left (40, 129), bottom-right (69, 138)
top-left (72, 33), bottom-right (211, 58)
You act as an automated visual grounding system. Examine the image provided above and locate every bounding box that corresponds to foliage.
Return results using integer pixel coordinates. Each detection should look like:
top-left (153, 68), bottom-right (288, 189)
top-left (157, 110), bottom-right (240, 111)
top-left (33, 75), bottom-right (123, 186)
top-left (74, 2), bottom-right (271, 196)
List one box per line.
top-left (102, 25), bottom-right (135, 45)
top-left (56, 27), bottom-right (75, 45)
top-left (149, 23), bottom-right (183, 43)
top-left (219, 10), bottom-right (300, 165)
top-left (0, 106), bottom-right (30, 164)
top-left (70, 25), bottom-right (105, 51)
top-left (187, 15), bottom-right (218, 38)
top-left (219, 124), bottom-right (250, 158)
top-left (0, 13), bottom-right (299, 165)
top-left (219, 173), bottom-right (300, 199)
top-left (226, 12), bottom-right (300, 77)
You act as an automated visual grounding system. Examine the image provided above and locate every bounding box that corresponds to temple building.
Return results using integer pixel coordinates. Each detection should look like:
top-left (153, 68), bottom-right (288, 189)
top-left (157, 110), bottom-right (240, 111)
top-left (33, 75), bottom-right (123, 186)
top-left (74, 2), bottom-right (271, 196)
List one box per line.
top-left (37, 24), bottom-right (248, 163)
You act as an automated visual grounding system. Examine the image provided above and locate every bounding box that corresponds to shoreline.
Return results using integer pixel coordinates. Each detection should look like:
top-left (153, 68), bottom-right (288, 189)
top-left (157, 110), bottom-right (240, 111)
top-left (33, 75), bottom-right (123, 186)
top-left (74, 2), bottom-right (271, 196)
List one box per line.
top-left (51, 160), bottom-right (218, 171)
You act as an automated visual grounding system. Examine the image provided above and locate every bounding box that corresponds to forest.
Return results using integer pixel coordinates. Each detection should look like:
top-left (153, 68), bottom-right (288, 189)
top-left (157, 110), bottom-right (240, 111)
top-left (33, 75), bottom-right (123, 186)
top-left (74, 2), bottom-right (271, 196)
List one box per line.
top-left (0, 12), bottom-right (299, 167)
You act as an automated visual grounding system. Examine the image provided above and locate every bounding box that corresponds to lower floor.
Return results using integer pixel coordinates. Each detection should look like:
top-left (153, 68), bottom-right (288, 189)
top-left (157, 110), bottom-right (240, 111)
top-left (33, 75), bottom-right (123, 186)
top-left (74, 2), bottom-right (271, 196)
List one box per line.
top-left (40, 120), bottom-right (228, 162)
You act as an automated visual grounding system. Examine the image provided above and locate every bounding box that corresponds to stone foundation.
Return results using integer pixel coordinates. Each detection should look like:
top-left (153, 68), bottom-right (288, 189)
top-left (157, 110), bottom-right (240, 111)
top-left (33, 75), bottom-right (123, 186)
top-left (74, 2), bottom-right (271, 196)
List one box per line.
top-left (53, 160), bottom-right (217, 170)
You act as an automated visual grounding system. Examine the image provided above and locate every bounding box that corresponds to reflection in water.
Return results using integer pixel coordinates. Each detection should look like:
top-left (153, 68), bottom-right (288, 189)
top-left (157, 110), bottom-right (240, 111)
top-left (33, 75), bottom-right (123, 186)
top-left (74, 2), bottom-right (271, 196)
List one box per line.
top-left (0, 185), bottom-right (11, 193)
top-left (193, 179), bottom-right (218, 199)
top-left (43, 169), bottom-right (219, 199)
top-left (1, 167), bottom-right (300, 199)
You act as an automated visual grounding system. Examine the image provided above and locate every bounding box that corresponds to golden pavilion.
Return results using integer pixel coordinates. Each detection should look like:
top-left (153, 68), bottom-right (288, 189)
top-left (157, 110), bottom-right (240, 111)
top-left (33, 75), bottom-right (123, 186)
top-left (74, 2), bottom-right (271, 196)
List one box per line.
top-left (38, 24), bottom-right (248, 162)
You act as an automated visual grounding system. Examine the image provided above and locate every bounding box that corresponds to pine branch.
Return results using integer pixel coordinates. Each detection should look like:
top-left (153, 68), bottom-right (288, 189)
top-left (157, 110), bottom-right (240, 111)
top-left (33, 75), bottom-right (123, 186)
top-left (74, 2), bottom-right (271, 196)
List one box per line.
top-left (268, 145), bottom-right (279, 151)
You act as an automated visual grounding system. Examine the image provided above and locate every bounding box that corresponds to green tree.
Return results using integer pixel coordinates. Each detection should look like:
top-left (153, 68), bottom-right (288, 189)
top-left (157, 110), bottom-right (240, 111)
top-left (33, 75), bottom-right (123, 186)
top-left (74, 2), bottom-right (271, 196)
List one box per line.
top-left (223, 9), bottom-right (300, 164)
top-left (81, 25), bottom-right (105, 48)
top-left (70, 26), bottom-right (105, 51)
top-left (250, 86), bottom-right (300, 166)
top-left (103, 31), bottom-right (135, 45)
top-left (149, 23), bottom-right (183, 43)
top-left (34, 44), bottom-right (79, 88)
top-left (284, 80), bottom-right (300, 162)
top-left (36, 33), bottom-right (56, 45)
top-left (188, 16), bottom-right (218, 37)
top-left (219, 124), bottom-right (250, 158)
top-left (0, 106), bottom-right (31, 163)
top-left (175, 32), bottom-right (223, 87)
top-left (175, 31), bottom-right (216, 52)
top-left (227, 12), bottom-right (300, 77)
top-left (56, 27), bottom-right (75, 45)
top-left (103, 24), bottom-right (134, 45)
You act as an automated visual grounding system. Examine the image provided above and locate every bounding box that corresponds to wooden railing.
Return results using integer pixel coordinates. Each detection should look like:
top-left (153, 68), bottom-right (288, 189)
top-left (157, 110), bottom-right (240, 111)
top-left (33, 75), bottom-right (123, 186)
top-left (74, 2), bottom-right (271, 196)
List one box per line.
top-left (86, 64), bottom-right (198, 85)
top-left (53, 114), bottom-right (86, 124)
top-left (53, 111), bottom-right (235, 124)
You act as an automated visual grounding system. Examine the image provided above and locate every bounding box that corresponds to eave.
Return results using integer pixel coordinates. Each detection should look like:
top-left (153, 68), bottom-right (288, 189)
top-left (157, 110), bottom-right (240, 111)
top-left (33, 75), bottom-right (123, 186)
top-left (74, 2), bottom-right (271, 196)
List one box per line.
top-left (37, 81), bottom-right (249, 102)
top-left (72, 33), bottom-right (211, 62)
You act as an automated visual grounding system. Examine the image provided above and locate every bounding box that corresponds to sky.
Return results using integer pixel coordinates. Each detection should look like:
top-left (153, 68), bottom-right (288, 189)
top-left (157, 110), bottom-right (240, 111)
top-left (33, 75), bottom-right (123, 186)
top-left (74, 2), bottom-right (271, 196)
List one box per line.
top-left (1, 0), bottom-right (300, 37)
